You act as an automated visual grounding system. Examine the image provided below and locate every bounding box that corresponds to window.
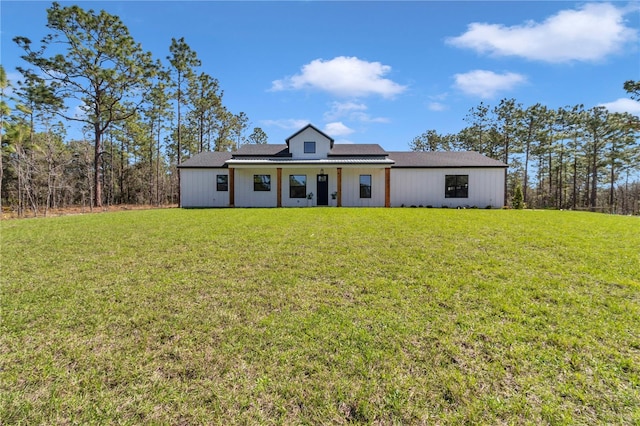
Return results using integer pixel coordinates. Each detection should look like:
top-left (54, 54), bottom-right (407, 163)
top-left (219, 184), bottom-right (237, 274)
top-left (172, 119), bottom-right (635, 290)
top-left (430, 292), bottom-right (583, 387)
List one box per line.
top-left (360, 175), bottom-right (372, 198)
top-left (304, 141), bottom-right (316, 154)
top-left (445, 175), bottom-right (469, 198)
top-left (216, 174), bottom-right (228, 191)
top-left (289, 175), bottom-right (306, 198)
top-left (254, 174), bottom-right (271, 191)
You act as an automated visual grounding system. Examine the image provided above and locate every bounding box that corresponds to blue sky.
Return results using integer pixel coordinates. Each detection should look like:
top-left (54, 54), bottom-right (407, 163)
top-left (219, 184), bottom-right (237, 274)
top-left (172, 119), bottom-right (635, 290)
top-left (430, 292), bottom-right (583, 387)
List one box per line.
top-left (2, 1), bottom-right (639, 151)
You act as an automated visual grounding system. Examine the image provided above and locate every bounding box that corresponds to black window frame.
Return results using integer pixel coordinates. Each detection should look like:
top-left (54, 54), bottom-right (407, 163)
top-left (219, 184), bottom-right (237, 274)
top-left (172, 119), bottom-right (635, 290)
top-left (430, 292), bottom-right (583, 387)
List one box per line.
top-left (216, 174), bottom-right (228, 192)
top-left (289, 174), bottom-right (307, 198)
top-left (445, 175), bottom-right (469, 198)
top-left (304, 141), bottom-right (316, 154)
top-left (253, 174), bottom-right (271, 191)
top-left (359, 174), bottom-right (372, 199)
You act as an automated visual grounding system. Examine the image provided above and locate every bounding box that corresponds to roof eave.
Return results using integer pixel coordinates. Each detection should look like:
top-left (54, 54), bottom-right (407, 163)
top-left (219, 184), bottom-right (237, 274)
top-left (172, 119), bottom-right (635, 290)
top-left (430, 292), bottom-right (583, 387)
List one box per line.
top-left (391, 165), bottom-right (509, 169)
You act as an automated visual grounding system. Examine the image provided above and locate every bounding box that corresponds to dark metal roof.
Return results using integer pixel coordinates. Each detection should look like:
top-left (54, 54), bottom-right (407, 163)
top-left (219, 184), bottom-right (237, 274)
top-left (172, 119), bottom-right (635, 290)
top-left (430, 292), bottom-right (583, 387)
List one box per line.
top-left (387, 151), bottom-right (508, 168)
top-left (329, 144), bottom-right (388, 156)
top-left (177, 151), bottom-right (232, 168)
top-left (233, 144), bottom-right (290, 156)
top-left (179, 148), bottom-right (508, 169)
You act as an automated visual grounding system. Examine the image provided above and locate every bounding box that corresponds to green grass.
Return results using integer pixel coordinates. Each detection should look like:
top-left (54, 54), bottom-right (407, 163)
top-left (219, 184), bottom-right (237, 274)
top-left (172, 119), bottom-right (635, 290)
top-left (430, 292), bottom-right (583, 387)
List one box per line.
top-left (2, 208), bottom-right (639, 424)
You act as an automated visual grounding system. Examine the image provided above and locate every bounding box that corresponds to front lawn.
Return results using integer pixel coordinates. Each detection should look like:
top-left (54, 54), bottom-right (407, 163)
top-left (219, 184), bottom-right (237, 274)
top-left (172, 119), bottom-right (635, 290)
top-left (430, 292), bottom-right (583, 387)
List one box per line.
top-left (2, 208), bottom-right (638, 424)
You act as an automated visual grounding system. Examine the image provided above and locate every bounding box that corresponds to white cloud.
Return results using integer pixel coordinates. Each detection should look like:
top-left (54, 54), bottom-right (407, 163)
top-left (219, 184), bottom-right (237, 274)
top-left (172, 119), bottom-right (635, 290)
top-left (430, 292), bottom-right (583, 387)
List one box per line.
top-left (427, 102), bottom-right (447, 111)
top-left (425, 93), bottom-right (449, 112)
top-left (447, 3), bottom-right (637, 63)
top-left (323, 101), bottom-right (367, 121)
top-left (73, 105), bottom-right (87, 118)
top-left (323, 101), bottom-right (389, 123)
top-left (599, 98), bottom-right (640, 115)
top-left (271, 56), bottom-right (407, 98)
top-left (453, 70), bottom-right (526, 98)
top-left (323, 122), bottom-right (354, 137)
top-left (260, 119), bottom-right (310, 130)
top-left (351, 113), bottom-right (390, 124)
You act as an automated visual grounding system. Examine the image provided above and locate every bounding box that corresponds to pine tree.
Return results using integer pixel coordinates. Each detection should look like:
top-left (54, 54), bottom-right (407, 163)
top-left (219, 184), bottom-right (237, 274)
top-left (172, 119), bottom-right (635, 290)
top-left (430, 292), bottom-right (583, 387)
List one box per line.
top-left (512, 184), bottom-right (524, 209)
top-left (14, 3), bottom-right (157, 207)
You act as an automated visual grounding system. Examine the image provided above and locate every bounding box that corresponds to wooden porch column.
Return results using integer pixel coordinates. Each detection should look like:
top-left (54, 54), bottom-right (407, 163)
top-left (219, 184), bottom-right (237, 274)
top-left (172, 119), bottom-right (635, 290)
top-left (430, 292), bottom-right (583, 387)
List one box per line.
top-left (277, 168), bottom-right (282, 207)
top-left (385, 167), bottom-right (391, 208)
top-left (337, 167), bottom-right (342, 207)
top-left (504, 168), bottom-right (508, 208)
top-left (229, 168), bottom-right (235, 207)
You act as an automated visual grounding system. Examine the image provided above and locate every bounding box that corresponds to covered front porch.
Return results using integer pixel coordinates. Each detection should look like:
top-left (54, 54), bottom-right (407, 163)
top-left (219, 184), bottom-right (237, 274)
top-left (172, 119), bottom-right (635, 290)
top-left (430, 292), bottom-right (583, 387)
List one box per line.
top-left (226, 161), bottom-right (392, 208)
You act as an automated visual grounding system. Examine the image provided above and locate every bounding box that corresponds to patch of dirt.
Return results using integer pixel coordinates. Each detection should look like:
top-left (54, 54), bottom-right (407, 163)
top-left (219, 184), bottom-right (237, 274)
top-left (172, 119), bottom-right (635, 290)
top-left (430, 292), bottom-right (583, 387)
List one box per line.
top-left (1, 204), bottom-right (178, 220)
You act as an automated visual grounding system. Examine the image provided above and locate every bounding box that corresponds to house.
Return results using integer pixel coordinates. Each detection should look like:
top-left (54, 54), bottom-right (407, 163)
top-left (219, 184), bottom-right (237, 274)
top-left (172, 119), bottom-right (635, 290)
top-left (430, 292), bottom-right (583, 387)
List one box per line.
top-left (178, 124), bottom-right (507, 208)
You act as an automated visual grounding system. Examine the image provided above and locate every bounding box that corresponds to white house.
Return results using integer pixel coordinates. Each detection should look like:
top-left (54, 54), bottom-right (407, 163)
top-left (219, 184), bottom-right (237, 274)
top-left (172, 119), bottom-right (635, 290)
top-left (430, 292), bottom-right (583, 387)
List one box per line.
top-left (178, 124), bottom-right (507, 208)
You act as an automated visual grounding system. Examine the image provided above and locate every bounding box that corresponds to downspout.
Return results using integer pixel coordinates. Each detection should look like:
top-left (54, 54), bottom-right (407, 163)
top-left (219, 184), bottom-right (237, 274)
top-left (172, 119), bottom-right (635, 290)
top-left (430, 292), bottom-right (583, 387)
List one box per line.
top-left (277, 168), bottom-right (282, 207)
top-left (385, 168), bottom-right (391, 207)
top-left (337, 167), bottom-right (342, 207)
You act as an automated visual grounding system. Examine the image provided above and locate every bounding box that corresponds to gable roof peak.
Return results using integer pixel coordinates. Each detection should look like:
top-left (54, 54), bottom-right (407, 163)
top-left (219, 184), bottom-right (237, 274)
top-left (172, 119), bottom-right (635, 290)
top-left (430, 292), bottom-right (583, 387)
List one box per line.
top-left (285, 123), bottom-right (335, 147)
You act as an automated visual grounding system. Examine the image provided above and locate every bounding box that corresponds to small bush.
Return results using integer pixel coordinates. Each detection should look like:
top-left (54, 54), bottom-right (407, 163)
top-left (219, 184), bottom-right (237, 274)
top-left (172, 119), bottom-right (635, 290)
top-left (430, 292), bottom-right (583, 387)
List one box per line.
top-left (512, 185), bottom-right (524, 209)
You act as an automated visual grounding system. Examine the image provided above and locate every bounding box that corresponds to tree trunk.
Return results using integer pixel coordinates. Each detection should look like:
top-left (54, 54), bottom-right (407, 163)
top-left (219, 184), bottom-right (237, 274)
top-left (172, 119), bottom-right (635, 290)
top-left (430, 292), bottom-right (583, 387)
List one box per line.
top-left (149, 122), bottom-right (154, 204)
top-left (176, 70), bottom-right (182, 206)
top-left (558, 149), bottom-right (563, 209)
top-left (523, 140), bottom-right (530, 205)
top-left (119, 136), bottom-right (125, 204)
top-left (590, 139), bottom-right (598, 211)
top-left (156, 125), bottom-right (161, 205)
top-left (110, 138), bottom-right (115, 205)
top-left (45, 141), bottom-right (54, 216)
top-left (503, 134), bottom-right (509, 207)
top-left (16, 147), bottom-right (23, 216)
top-left (572, 142), bottom-right (578, 210)
top-left (93, 123), bottom-right (102, 208)
top-left (548, 149), bottom-right (553, 208)
top-left (609, 160), bottom-right (615, 214)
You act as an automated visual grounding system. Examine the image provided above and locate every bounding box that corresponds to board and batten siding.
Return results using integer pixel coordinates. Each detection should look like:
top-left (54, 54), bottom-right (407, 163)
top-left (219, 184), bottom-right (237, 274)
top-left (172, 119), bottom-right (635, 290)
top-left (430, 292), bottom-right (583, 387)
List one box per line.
top-left (288, 127), bottom-right (332, 159)
top-left (235, 167), bottom-right (340, 208)
top-left (390, 168), bottom-right (505, 208)
top-left (280, 167), bottom-right (339, 207)
top-left (340, 167), bottom-right (386, 207)
top-left (180, 168), bottom-right (229, 207)
top-left (234, 168), bottom-right (277, 207)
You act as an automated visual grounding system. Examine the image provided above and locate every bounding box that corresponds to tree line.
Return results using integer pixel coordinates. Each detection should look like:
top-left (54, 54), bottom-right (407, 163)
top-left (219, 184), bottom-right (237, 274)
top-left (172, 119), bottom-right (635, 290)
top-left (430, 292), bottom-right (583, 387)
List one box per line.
top-left (2, 3), bottom-right (638, 216)
top-left (410, 89), bottom-right (640, 214)
top-left (1, 2), bottom-right (268, 216)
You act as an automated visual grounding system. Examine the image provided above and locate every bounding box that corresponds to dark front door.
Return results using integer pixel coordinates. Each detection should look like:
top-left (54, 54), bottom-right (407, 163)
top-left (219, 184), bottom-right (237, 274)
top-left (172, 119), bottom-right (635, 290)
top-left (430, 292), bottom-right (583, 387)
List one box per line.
top-left (317, 174), bottom-right (328, 206)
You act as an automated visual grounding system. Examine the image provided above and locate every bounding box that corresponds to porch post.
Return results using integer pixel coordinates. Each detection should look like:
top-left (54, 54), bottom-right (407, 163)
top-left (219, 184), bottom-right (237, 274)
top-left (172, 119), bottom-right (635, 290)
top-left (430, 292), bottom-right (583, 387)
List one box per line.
top-left (277, 167), bottom-right (282, 207)
top-left (337, 167), bottom-right (342, 207)
top-left (229, 168), bottom-right (235, 207)
top-left (504, 168), bottom-right (508, 208)
top-left (385, 167), bottom-right (391, 208)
